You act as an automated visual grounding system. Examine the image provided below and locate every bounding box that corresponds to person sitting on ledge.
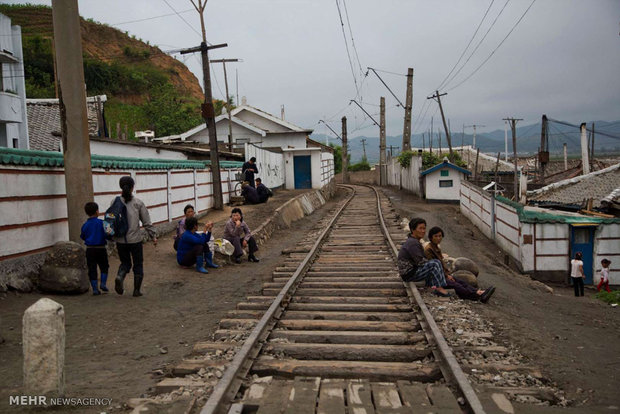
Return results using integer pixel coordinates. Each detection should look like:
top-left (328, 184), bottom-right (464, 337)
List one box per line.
top-left (223, 207), bottom-right (259, 264)
top-left (424, 226), bottom-right (495, 303)
top-left (397, 217), bottom-right (451, 297)
top-left (176, 217), bottom-right (214, 274)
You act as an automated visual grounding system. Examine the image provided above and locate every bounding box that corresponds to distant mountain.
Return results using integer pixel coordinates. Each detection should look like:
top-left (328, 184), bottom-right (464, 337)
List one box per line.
top-left (311, 120), bottom-right (620, 163)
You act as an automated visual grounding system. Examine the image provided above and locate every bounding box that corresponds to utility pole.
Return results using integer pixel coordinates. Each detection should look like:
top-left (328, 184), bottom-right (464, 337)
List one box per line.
top-left (379, 97), bottom-right (386, 186)
top-left (465, 124), bottom-right (485, 150)
top-left (342, 116), bottom-right (349, 184)
top-left (563, 143), bottom-right (568, 170)
top-left (211, 58), bottom-right (240, 151)
top-left (402, 68), bottom-right (413, 152)
top-left (427, 91), bottom-right (453, 156)
top-left (461, 124), bottom-right (465, 156)
top-left (422, 133), bottom-right (425, 151)
top-left (539, 115), bottom-right (549, 182)
top-left (504, 120), bottom-right (508, 162)
top-left (235, 68), bottom-right (239, 106)
top-left (182, 0), bottom-right (227, 209)
top-left (580, 123), bottom-right (590, 175)
top-left (504, 117), bottom-right (523, 201)
top-left (361, 138), bottom-right (367, 161)
top-left (52, 0), bottom-right (94, 242)
top-left (591, 122), bottom-right (595, 168)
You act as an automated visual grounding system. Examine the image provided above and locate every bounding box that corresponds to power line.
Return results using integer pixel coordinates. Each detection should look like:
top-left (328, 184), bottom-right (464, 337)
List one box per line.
top-left (110, 9), bottom-right (195, 26)
top-left (369, 67), bottom-right (407, 77)
top-left (161, 0), bottom-right (202, 39)
top-left (436, 0), bottom-right (495, 91)
top-left (447, 0), bottom-right (537, 92)
top-left (335, 0), bottom-right (359, 94)
top-left (548, 117), bottom-right (620, 140)
top-left (342, 0), bottom-right (364, 76)
top-left (443, 0), bottom-right (511, 90)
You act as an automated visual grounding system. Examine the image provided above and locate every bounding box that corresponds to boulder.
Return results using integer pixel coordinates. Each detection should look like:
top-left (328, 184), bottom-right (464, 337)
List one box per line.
top-left (453, 257), bottom-right (479, 276)
top-left (452, 270), bottom-right (478, 288)
top-left (38, 242), bottom-right (89, 294)
top-left (0, 273), bottom-right (35, 293)
top-left (444, 256), bottom-right (457, 273)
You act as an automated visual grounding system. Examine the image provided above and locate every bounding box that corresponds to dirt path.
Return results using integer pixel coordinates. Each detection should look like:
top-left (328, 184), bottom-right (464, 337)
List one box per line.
top-left (381, 186), bottom-right (620, 409)
top-left (0, 189), bottom-right (346, 413)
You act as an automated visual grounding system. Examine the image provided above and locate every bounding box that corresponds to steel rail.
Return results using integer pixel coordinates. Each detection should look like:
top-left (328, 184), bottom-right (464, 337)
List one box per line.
top-left (200, 185), bottom-right (358, 414)
top-left (369, 185), bottom-right (486, 414)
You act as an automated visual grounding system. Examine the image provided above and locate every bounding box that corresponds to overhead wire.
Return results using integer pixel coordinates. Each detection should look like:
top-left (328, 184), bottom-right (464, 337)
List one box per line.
top-left (436, 0), bottom-right (495, 91)
top-left (161, 0), bottom-right (202, 40)
top-left (342, 0), bottom-right (364, 76)
top-left (447, 0), bottom-right (537, 92)
top-left (335, 0), bottom-right (359, 95)
top-left (110, 9), bottom-right (195, 26)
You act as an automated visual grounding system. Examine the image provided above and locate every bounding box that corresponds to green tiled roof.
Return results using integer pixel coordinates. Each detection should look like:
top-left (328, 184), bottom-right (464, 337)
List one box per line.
top-left (495, 195), bottom-right (620, 224)
top-left (0, 147), bottom-right (243, 169)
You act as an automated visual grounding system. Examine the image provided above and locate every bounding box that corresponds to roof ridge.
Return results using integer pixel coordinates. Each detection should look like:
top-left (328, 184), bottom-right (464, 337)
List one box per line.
top-left (527, 162), bottom-right (620, 196)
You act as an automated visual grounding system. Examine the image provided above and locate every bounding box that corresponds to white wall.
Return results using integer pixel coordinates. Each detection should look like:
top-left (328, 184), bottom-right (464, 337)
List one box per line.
top-left (261, 133), bottom-right (307, 149)
top-left (90, 140), bottom-right (188, 160)
top-left (244, 143), bottom-right (285, 189)
top-left (283, 149), bottom-right (322, 189)
top-left (424, 169), bottom-right (465, 201)
top-left (213, 121), bottom-right (262, 145)
top-left (386, 154), bottom-right (422, 196)
top-left (235, 110), bottom-right (289, 133)
top-left (594, 224), bottom-right (620, 285)
top-left (0, 164), bottom-right (240, 261)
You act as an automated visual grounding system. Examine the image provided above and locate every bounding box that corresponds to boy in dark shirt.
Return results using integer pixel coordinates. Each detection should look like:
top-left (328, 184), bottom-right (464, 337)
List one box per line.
top-left (255, 178), bottom-right (273, 203)
top-left (80, 202), bottom-right (110, 295)
top-left (241, 183), bottom-right (260, 204)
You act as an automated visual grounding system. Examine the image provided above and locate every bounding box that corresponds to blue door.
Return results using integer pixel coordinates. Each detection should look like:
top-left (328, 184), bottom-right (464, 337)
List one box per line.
top-left (294, 156), bottom-right (312, 189)
top-left (570, 225), bottom-right (595, 285)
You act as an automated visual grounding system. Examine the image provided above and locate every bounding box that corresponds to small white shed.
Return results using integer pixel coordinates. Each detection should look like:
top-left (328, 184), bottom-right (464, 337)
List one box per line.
top-left (421, 159), bottom-right (471, 202)
top-left (282, 148), bottom-right (323, 189)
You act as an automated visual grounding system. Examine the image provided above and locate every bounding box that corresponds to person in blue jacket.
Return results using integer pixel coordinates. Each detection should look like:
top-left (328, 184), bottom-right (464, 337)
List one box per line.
top-left (176, 217), bottom-right (214, 274)
top-left (80, 202), bottom-right (110, 295)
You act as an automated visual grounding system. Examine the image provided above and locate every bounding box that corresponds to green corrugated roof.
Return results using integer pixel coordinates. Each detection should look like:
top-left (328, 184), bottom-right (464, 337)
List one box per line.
top-left (495, 195), bottom-right (620, 224)
top-left (0, 147), bottom-right (243, 170)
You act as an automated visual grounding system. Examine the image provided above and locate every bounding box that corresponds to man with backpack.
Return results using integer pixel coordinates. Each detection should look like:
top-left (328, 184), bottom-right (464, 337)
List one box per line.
top-left (107, 176), bottom-right (157, 297)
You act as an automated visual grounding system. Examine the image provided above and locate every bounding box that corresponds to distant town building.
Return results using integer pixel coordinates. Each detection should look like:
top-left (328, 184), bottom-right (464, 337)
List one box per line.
top-left (0, 13), bottom-right (28, 149)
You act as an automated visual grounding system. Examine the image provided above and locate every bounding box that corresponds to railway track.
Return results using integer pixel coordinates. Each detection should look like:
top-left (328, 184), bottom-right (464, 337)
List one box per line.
top-left (147, 184), bottom-right (563, 414)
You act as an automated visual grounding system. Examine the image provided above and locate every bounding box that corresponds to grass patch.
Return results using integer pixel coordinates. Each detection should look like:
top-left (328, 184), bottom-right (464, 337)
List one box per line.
top-left (595, 290), bottom-right (620, 305)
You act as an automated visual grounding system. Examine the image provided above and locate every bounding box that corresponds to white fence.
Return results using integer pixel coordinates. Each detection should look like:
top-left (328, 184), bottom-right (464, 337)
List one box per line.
top-left (0, 164), bottom-right (241, 262)
top-left (320, 151), bottom-right (335, 188)
top-left (386, 155), bottom-right (422, 196)
top-left (244, 143), bottom-right (285, 189)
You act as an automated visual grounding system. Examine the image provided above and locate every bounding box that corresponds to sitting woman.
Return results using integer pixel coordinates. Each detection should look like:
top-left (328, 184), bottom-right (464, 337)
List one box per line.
top-left (424, 226), bottom-right (495, 303)
top-left (176, 217), bottom-right (214, 274)
top-left (397, 218), bottom-right (450, 296)
top-left (223, 208), bottom-right (259, 264)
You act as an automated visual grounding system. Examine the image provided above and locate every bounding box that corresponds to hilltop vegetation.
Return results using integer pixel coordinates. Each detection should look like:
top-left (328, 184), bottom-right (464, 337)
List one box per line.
top-left (0, 4), bottom-right (229, 138)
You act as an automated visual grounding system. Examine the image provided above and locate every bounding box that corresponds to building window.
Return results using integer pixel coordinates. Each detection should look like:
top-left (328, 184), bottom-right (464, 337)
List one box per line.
top-left (439, 180), bottom-right (453, 188)
top-left (13, 138), bottom-right (19, 148)
top-left (440, 169), bottom-right (449, 177)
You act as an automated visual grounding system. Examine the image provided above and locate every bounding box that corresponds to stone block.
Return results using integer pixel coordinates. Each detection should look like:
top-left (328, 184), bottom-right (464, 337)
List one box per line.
top-left (454, 257), bottom-right (479, 276)
top-left (23, 298), bottom-right (65, 396)
top-left (38, 241), bottom-right (89, 294)
top-left (452, 270), bottom-right (478, 288)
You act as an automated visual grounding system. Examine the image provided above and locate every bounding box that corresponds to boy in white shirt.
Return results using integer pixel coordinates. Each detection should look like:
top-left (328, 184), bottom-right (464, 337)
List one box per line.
top-left (597, 259), bottom-right (611, 293)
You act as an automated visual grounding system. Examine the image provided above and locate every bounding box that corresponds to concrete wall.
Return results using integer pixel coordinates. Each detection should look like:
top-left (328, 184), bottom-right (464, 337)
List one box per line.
top-left (386, 155), bottom-right (422, 197)
top-left (0, 164), bottom-right (240, 264)
top-left (244, 143), bottom-right (285, 189)
top-left (235, 109), bottom-right (289, 133)
top-left (90, 140), bottom-right (188, 160)
top-left (424, 169), bottom-right (466, 201)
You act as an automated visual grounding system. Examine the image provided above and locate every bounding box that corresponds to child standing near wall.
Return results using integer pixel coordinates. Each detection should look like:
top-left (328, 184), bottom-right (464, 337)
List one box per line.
top-left (570, 252), bottom-right (585, 297)
top-left (597, 259), bottom-right (612, 293)
top-left (80, 202), bottom-right (110, 295)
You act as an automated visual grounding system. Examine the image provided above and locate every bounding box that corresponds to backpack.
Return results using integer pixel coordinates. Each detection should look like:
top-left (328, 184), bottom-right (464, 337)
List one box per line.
top-left (105, 196), bottom-right (129, 240)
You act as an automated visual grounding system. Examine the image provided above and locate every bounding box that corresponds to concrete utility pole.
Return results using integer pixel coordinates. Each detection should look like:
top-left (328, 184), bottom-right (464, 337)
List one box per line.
top-left (580, 123), bottom-right (590, 175)
top-left (183, 0), bottom-right (227, 209)
top-left (465, 124), bottom-right (485, 150)
top-left (211, 58), bottom-right (240, 151)
top-left (360, 138), bottom-right (367, 161)
top-left (591, 122), bottom-right (595, 169)
top-left (539, 115), bottom-right (549, 182)
top-left (504, 117), bottom-right (523, 201)
top-left (402, 68), bottom-right (414, 152)
top-left (342, 116), bottom-right (349, 184)
top-left (52, 0), bottom-right (94, 242)
top-left (563, 143), bottom-right (568, 170)
top-left (427, 91), bottom-right (453, 156)
top-left (504, 120), bottom-right (508, 162)
top-left (379, 97), bottom-right (386, 186)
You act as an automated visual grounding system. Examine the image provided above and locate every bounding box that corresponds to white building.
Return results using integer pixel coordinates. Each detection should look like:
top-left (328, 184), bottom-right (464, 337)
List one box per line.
top-left (421, 159), bottom-right (471, 202)
top-left (154, 99), bottom-right (313, 151)
top-left (0, 13), bottom-right (28, 149)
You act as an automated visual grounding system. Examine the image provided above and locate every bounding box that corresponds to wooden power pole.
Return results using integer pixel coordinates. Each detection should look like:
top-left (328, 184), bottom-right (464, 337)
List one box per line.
top-left (211, 58), bottom-right (240, 151)
top-left (342, 116), bottom-right (349, 184)
top-left (360, 138), bottom-right (367, 161)
top-left (427, 91), bottom-right (453, 156)
top-left (504, 117), bottom-right (523, 201)
top-left (379, 97), bottom-right (386, 186)
top-left (182, 0), bottom-right (226, 209)
top-left (402, 68), bottom-right (413, 152)
top-left (52, 0), bottom-right (94, 242)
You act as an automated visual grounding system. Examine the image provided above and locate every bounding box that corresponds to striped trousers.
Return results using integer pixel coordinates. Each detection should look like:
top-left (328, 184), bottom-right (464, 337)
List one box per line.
top-left (403, 259), bottom-right (447, 288)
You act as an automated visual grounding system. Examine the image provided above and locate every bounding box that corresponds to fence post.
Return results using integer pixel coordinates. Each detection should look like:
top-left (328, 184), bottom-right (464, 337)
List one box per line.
top-left (193, 169), bottom-right (198, 211)
top-left (167, 170), bottom-right (172, 223)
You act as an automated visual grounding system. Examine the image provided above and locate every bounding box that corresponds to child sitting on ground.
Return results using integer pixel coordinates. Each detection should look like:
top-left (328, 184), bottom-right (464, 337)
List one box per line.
top-left (597, 259), bottom-right (612, 293)
top-left (80, 202), bottom-right (110, 295)
top-left (173, 204), bottom-right (195, 251)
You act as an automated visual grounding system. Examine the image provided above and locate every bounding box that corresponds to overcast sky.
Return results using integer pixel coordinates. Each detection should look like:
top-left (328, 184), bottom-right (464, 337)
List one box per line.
top-left (8, 0), bottom-right (620, 138)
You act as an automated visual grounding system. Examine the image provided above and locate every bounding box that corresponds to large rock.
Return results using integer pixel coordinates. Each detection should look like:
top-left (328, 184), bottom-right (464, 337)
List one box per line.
top-left (453, 257), bottom-right (479, 276)
top-left (38, 242), bottom-right (89, 294)
top-left (23, 298), bottom-right (65, 396)
top-left (452, 270), bottom-right (478, 288)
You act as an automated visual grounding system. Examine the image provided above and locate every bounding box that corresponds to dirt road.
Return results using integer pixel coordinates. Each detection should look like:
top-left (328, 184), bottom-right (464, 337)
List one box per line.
top-left (381, 186), bottom-right (620, 410)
